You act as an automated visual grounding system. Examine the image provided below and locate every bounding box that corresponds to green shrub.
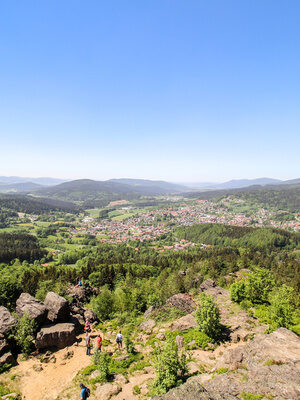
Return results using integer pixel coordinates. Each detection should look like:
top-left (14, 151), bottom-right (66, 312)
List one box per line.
top-left (195, 294), bottom-right (222, 340)
top-left (80, 364), bottom-right (98, 376)
top-left (133, 385), bottom-right (141, 395)
top-left (93, 351), bottom-right (111, 382)
top-left (89, 289), bottom-right (114, 321)
top-left (10, 313), bottom-right (36, 355)
top-left (125, 336), bottom-right (135, 354)
top-left (0, 385), bottom-right (9, 396)
top-left (129, 360), bottom-right (151, 374)
top-left (230, 280), bottom-right (246, 303)
top-left (239, 393), bottom-right (263, 400)
top-left (268, 285), bottom-right (296, 329)
top-left (152, 340), bottom-right (188, 395)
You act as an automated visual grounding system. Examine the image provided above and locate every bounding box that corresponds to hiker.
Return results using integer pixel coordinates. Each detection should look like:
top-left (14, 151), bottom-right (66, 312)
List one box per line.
top-left (80, 383), bottom-right (90, 399)
top-left (96, 333), bottom-right (102, 353)
top-left (85, 332), bottom-right (91, 356)
top-left (76, 278), bottom-right (83, 287)
top-left (84, 319), bottom-right (91, 332)
top-left (116, 330), bottom-right (123, 350)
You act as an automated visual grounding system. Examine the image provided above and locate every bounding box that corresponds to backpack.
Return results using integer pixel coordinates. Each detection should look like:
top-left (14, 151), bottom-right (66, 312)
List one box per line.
top-left (85, 387), bottom-right (90, 398)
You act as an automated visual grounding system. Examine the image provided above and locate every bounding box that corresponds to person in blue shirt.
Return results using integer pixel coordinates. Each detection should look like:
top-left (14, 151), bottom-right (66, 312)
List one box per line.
top-left (80, 383), bottom-right (88, 400)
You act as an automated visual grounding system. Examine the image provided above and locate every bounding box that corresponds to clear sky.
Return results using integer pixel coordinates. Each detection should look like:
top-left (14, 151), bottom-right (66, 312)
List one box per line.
top-left (0, 1), bottom-right (299, 182)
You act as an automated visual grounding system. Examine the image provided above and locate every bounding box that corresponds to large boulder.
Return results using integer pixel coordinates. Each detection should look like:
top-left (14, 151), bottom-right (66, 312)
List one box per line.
top-left (83, 308), bottom-right (98, 323)
top-left (166, 293), bottom-right (196, 314)
top-left (170, 314), bottom-right (198, 332)
top-left (204, 328), bottom-right (300, 400)
top-left (152, 377), bottom-right (236, 400)
top-left (35, 323), bottom-right (76, 349)
top-left (95, 383), bottom-right (121, 400)
top-left (0, 307), bottom-right (16, 335)
top-left (139, 319), bottom-right (156, 332)
top-left (16, 293), bottom-right (47, 325)
top-left (0, 336), bottom-right (16, 367)
top-left (67, 284), bottom-right (99, 303)
top-left (44, 292), bottom-right (70, 322)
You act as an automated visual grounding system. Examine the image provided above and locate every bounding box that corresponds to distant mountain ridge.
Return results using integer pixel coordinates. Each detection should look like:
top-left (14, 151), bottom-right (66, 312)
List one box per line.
top-left (183, 177), bottom-right (283, 190)
top-left (0, 176), bottom-right (68, 186)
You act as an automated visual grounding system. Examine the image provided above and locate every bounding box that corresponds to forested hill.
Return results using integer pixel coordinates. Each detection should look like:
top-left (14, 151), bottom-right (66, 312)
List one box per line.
top-left (0, 194), bottom-right (78, 214)
top-left (187, 185), bottom-right (300, 212)
top-left (0, 232), bottom-right (46, 263)
top-left (176, 223), bottom-right (300, 249)
top-left (33, 178), bottom-right (188, 201)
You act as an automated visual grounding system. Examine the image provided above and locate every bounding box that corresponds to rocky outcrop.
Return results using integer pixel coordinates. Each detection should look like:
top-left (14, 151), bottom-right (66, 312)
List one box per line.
top-left (170, 314), bottom-right (198, 331)
top-left (0, 307), bottom-right (16, 335)
top-left (156, 328), bottom-right (300, 400)
top-left (16, 293), bottom-right (47, 325)
top-left (83, 308), bottom-right (98, 323)
top-left (165, 293), bottom-right (196, 314)
top-left (35, 323), bottom-right (76, 349)
top-left (139, 319), bottom-right (156, 332)
top-left (95, 383), bottom-right (121, 399)
top-left (0, 336), bottom-right (15, 367)
top-left (67, 284), bottom-right (99, 303)
top-left (44, 292), bottom-right (70, 322)
top-left (152, 378), bottom-right (236, 399)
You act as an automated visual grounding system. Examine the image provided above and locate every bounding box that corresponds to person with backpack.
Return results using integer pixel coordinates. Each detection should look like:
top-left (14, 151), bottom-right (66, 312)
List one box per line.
top-left (116, 330), bottom-right (123, 351)
top-left (80, 383), bottom-right (90, 399)
top-left (85, 332), bottom-right (91, 356)
top-left (96, 333), bottom-right (102, 353)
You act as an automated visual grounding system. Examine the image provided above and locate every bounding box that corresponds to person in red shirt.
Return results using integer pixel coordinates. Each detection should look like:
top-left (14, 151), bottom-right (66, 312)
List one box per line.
top-left (96, 334), bottom-right (102, 353)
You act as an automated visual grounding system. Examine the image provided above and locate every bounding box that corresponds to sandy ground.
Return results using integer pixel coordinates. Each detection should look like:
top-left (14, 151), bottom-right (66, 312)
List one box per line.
top-left (9, 335), bottom-right (90, 400)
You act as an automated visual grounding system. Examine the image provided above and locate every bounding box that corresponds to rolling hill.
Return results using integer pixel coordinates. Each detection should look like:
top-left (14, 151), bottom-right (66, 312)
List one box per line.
top-left (33, 178), bottom-right (188, 202)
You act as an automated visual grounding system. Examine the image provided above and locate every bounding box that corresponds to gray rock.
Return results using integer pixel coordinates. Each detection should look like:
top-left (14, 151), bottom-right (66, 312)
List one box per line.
top-left (16, 293), bottom-right (47, 325)
top-left (170, 314), bottom-right (198, 331)
top-left (95, 383), bottom-right (121, 399)
top-left (144, 306), bottom-right (155, 319)
top-left (44, 292), bottom-right (70, 322)
top-left (152, 376), bottom-right (236, 399)
top-left (0, 306), bottom-right (16, 335)
top-left (139, 318), bottom-right (156, 332)
top-left (35, 323), bottom-right (76, 349)
top-left (166, 293), bottom-right (196, 314)
top-left (0, 351), bottom-right (15, 366)
top-left (83, 308), bottom-right (98, 323)
top-left (175, 335), bottom-right (185, 349)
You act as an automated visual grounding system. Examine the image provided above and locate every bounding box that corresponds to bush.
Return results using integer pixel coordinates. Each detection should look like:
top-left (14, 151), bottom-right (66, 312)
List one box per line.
top-left (89, 289), bottom-right (114, 321)
top-left (230, 280), bottom-right (246, 303)
top-left (152, 340), bottom-right (188, 395)
top-left (93, 351), bottom-right (111, 382)
top-left (195, 294), bottom-right (222, 340)
top-left (10, 313), bottom-right (36, 355)
top-left (246, 268), bottom-right (275, 304)
top-left (125, 336), bottom-right (135, 354)
top-left (268, 285), bottom-right (296, 329)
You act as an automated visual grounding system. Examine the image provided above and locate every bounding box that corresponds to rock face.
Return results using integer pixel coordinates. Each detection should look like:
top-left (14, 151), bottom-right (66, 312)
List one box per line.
top-left (83, 308), bottom-right (97, 323)
top-left (16, 293), bottom-right (47, 325)
top-left (0, 306), bottom-right (16, 335)
top-left (156, 328), bottom-right (300, 400)
top-left (0, 336), bottom-right (15, 367)
top-left (165, 293), bottom-right (196, 314)
top-left (170, 314), bottom-right (198, 331)
top-left (35, 323), bottom-right (76, 349)
top-left (44, 292), bottom-right (70, 322)
top-left (152, 378), bottom-right (236, 400)
top-left (95, 383), bottom-right (121, 399)
top-left (139, 319), bottom-right (156, 332)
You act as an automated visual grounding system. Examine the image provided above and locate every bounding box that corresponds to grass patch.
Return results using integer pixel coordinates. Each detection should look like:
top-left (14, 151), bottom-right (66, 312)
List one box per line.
top-left (129, 360), bottom-right (151, 375)
top-left (167, 328), bottom-right (213, 350)
top-left (263, 359), bottom-right (284, 366)
top-left (239, 393), bottom-right (263, 400)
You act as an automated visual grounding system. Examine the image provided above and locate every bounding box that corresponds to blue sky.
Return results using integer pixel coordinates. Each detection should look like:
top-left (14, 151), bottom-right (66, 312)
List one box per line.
top-left (0, 1), bottom-right (299, 182)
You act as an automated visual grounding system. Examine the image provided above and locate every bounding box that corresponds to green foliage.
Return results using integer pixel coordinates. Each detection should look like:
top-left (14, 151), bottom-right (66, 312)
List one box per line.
top-left (80, 364), bottom-right (98, 376)
top-left (195, 294), bottom-right (222, 340)
top-left (10, 313), bottom-right (36, 355)
top-left (230, 268), bottom-right (275, 305)
top-left (0, 385), bottom-right (9, 396)
top-left (239, 393), bottom-right (263, 400)
top-left (169, 328), bottom-right (212, 350)
top-left (93, 351), bottom-right (111, 382)
top-left (215, 367), bottom-right (228, 374)
top-left (129, 361), bottom-right (151, 374)
top-left (268, 285), bottom-right (296, 329)
top-left (89, 289), bottom-right (114, 321)
top-left (152, 340), bottom-right (188, 395)
top-left (133, 385), bottom-right (141, 395)
top-left (125, 336), bottom-right (135, 354)
top-left (230, 280), bottom-right (247, 303)
top-left (246, 268), bottom-right (275, 304)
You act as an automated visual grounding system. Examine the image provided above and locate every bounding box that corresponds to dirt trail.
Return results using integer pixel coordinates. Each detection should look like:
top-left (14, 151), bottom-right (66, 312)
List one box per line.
top-left (11, 335), bottom-right (90, 400)
top-left (114, 371), bottom-right (155, 400)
